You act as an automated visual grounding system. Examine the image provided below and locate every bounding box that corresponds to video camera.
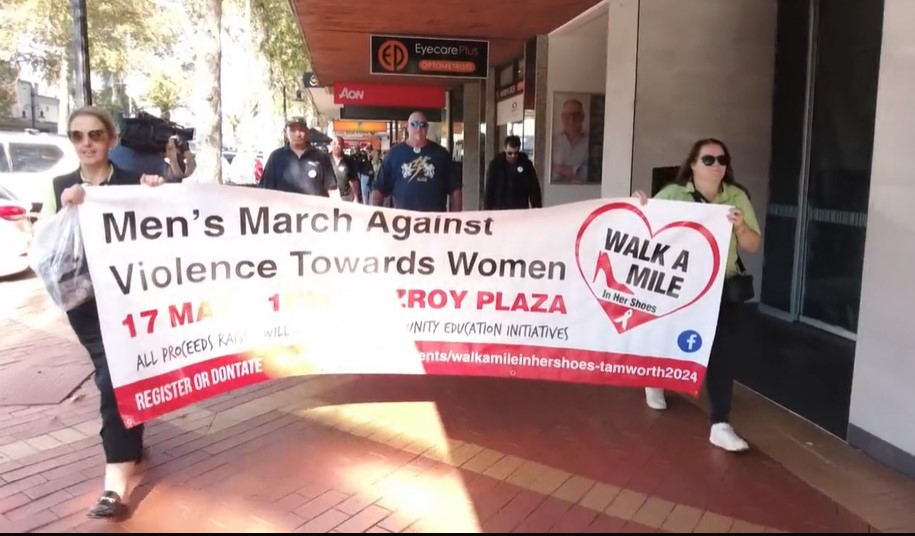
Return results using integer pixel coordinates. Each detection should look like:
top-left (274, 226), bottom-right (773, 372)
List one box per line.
top-left (118, 112), bottom-right (195, 155)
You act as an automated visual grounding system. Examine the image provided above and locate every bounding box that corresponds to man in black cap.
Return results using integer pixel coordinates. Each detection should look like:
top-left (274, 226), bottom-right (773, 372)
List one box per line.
top-left (258, 116), bottom-right (340, 198)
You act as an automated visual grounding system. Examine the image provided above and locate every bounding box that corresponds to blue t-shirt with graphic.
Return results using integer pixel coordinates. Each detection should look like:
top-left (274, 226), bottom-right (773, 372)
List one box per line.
top-left (374, 141), bottom-right (460, 212)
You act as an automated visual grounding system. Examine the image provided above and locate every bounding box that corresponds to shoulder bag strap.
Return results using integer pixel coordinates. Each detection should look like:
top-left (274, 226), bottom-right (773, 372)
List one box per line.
top-left (689, 189), bottom-right (747, 274)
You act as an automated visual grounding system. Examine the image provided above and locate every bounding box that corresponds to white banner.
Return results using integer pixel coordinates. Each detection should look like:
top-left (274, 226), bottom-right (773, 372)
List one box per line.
top-left (77, 184), bottom-right (732, 426)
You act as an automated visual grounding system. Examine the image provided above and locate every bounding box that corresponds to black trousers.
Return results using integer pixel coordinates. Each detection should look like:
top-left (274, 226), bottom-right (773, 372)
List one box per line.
top-left (68, 299), bottom-right (144, 464)
top-left (705, 301), bottom-right (739, 425)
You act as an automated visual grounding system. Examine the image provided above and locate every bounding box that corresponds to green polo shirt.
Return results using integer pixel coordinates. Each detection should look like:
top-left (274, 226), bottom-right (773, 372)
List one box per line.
top-left (653, 182), bottom-right (759, 277)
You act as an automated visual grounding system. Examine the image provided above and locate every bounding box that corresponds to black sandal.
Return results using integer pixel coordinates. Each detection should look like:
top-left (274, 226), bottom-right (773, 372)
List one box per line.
top-left (86, 490), bottom-right (128, 519)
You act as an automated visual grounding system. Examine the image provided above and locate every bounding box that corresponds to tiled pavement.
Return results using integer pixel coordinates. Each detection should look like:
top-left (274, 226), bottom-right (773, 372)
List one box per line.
top-left (2, 272), bottom-right (915, 533)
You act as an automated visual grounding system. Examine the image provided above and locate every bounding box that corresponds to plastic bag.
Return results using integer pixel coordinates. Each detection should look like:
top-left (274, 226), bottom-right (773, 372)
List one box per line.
top-left (28, 205), bottom-right (95, 311)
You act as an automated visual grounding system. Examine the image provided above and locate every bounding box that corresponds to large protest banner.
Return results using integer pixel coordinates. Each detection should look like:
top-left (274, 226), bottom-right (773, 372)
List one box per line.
top-left (76, 184), bottom-right (732, 427)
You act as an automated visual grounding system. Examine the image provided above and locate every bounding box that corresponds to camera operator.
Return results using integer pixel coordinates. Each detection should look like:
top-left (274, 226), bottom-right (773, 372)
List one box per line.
top-left (109, 112), bottom-right (195, 182)
top-left (164, 135), bottom-right (196, 182)
top-left (109, 139), bottom-right (168, 178)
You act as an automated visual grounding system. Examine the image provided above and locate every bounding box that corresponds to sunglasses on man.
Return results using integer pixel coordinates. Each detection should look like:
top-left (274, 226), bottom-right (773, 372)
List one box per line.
top-left (409, 120), bottom-right (429, 129)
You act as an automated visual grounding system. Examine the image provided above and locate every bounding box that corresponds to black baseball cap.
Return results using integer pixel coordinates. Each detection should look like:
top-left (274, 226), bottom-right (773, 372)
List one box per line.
top-left (286, 116), bottom-right (308, 128)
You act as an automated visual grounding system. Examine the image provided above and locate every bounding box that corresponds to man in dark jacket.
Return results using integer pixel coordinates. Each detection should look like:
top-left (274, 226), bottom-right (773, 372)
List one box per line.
top-left (483, 135), bottom-right (543, 210)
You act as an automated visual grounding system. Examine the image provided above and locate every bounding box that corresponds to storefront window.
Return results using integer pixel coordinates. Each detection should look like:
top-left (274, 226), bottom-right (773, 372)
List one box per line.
top-left (498, 111), bottom-right (536, 159)
top-left (523, 110), bottom-right (535, 159)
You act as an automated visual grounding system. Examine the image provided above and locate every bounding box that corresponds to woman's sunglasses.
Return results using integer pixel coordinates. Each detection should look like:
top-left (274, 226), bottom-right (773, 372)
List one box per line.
top-left (68, 129), bottom-right (106, 143)
top-left (700, 154), bottom-right (729, 166)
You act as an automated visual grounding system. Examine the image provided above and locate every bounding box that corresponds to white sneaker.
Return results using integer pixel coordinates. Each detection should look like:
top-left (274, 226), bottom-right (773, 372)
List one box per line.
top-left (709, 423), bottom-right (750, 452)
top-left (645, 387), bottom-right (667, 410)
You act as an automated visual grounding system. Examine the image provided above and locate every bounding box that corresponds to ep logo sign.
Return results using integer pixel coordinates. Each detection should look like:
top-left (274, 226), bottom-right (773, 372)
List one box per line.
top-left (377, 40), bottom-right (409, 72)
top-left (677, 330), bottom-right (703, 353)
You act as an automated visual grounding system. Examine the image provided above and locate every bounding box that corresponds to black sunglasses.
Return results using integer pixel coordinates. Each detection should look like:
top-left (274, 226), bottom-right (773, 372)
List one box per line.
top-left (700, 154), bottom-right (729, 166)
top-left (409, 120), bottom-right (429, 129)
top-left (68, 129), bottom-right (106, 143)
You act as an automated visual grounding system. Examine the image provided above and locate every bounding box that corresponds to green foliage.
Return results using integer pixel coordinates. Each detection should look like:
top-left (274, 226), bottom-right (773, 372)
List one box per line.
top-left (145, 70), bottom-right (184, 113)
top-left (0, 0), bottom-right (176, 82)
top-left (92, 81), bottom-right (130, 117)
top-left (250, 0), bottom-right (311, 91)
top-left (0, 59), bottom-right (18, 117)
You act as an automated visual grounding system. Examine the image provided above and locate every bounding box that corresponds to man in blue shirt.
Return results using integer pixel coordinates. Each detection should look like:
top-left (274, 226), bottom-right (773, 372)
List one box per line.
top-left (371, 112), bottom-right (462, 212)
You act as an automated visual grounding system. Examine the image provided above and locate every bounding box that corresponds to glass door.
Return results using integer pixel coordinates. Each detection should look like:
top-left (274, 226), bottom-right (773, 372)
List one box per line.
top-left (759, 0), bottom-right (811, 317)
top-left (796, 0), bottom-right (883, 337)
top-left (759, 0), bottom-right (884, 340)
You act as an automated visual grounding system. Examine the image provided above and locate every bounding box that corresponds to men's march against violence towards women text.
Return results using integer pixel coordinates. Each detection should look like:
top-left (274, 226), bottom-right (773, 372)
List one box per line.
top-left (71, 185), bottom-right (732, 429)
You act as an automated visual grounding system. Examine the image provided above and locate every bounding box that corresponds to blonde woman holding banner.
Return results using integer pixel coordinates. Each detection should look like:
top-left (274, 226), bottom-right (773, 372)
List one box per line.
top-left (634, 138), bottom-right (761, 453)
top-left (41, 106), bottom-right (166, 518)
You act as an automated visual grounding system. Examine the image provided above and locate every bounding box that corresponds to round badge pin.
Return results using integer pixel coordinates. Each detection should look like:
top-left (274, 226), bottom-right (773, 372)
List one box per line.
top-left (517, 166), bottom-right (524, 173)
top-left (308, 169), bottom-right (317, 178)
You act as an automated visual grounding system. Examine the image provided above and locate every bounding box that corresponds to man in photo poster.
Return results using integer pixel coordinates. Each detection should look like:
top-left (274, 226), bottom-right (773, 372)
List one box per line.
top-left (551, 97), bottom-right (590, 183)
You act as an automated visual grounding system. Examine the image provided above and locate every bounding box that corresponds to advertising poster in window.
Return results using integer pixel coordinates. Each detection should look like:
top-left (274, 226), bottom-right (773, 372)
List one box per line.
top-left (550, 92), bottom-right (605, 185)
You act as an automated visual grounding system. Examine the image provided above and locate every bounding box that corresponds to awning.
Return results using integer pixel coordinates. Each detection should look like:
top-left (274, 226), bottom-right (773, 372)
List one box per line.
top-left (289, 0), bottom-right (602, 88)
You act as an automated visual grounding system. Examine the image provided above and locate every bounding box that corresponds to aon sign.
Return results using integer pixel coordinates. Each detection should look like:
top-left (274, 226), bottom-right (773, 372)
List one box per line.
top-left (337, 88), bottom-right (365, 101)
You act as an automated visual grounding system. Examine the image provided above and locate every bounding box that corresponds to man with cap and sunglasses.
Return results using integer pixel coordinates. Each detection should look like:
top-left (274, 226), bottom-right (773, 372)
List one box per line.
top-left (259, 116), bottom-right (340, 199)
top-left (371, 111), bottom-right (461, 212)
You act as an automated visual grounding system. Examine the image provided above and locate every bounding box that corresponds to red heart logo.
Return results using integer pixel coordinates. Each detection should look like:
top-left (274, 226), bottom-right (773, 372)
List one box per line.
top-left (574, 202), bottom-right (722, 334)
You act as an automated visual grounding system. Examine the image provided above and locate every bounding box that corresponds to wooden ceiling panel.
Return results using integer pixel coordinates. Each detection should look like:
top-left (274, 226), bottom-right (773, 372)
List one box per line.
top-left (291, 0), bottom-right (601, 88)
top-left (302, 31), bottom-right (527, 86)
top-left (293, 0), bottom-right (600, 40)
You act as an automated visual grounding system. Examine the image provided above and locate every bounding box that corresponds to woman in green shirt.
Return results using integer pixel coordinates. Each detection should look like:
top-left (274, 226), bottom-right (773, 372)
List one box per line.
top-left (635, 138), bottom-right (761, 453)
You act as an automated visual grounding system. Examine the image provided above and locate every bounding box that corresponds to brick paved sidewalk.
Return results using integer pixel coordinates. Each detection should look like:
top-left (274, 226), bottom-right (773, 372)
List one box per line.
top-left (2, 272), bottom-right (914, 533)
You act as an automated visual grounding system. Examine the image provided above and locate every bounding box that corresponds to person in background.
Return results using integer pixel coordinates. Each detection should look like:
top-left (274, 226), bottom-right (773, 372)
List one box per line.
top-left (371, 111), bottom-right (462, 212)
top-left (369, 147), bottom-right (382, 202)
top-left (355, 146), bottom-right (377, 205)
top-left (108, 139), bottom-right (167, 177)
top-left (258, 116), bottom-right (340, 199)
top-left (368, 147), bottom-right (389, 207)
top-left (41, 106), bottom-right (166, 518)
top-left (163, 135), bottom-right (196, 182)
top-left (108, 114), bottom-right (196, 180)
top-left (329, 135), bottom-right (361, 203)
top-left (634, 137), bottom-right (761, 453)
top-left (484, 135), bottom-right (543, 210)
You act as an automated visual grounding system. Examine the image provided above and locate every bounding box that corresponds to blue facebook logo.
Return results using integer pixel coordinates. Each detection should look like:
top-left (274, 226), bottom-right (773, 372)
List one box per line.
top-left (677, 330), bottom-right (703, 353)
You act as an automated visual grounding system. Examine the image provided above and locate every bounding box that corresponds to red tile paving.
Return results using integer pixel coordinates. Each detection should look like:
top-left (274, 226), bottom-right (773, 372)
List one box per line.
top-left (0, 271), bottom-right (898, 533)
top-left (0, 371), bottom-right (878, 533)
top-left (317, 375), bottom-right (873, 533)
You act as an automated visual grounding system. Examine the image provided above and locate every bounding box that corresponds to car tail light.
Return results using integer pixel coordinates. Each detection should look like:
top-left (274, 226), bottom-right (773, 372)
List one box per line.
top-left (0, 205), bottom-right (26, 221)
top-left (254, 158), bottom-right (264, 184)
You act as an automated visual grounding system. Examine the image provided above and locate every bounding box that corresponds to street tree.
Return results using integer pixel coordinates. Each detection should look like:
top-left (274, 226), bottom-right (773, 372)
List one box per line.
top-left (145, 70), bottom-right (184, 115)
top-left (250, 0), bottom-right (312, 114)
top-left (0, 59), bottom-right (18, 118)
top-left (0, 0), bottom-right (175, 128)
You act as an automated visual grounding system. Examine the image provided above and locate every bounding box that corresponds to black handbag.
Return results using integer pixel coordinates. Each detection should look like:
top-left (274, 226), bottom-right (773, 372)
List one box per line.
top-left (689, 190), bottom-right (755, 303)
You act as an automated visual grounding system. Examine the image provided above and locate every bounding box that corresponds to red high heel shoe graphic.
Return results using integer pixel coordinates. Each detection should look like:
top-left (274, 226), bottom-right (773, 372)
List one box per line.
top-left (592, 251), bottom-right (633, 295)
top-left (593, 251), bottom-right (638, 330)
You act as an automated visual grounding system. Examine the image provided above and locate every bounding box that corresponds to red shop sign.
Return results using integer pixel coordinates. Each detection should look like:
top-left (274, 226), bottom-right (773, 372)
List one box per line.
top-left (333, 82), bottom-right (446, 108)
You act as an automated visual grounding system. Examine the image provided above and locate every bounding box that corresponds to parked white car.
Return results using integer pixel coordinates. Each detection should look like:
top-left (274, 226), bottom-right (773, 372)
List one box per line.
top-left (0, 130), bottom-right (79, 213)
top-left (0, 184), bottom-right (33, 278)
